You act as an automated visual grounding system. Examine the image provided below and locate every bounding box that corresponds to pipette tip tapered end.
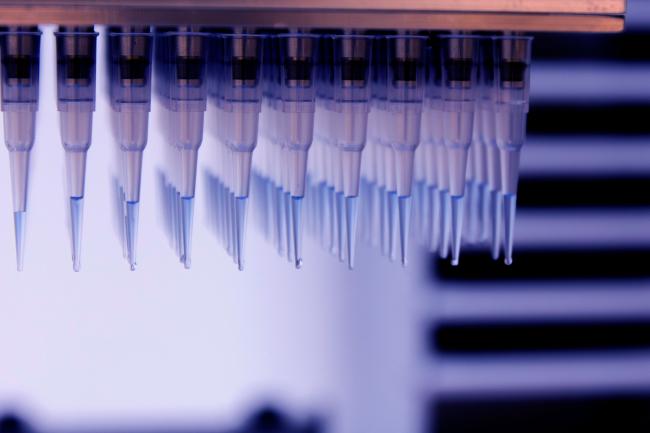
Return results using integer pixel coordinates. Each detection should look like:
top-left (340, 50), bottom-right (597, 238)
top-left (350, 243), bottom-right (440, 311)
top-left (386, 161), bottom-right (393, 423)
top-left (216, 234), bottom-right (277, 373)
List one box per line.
top-left (181, 196), bottom-right (194, 270)
top-left (504, 193), bottom-right (517, 266)
top-left (126, 201), bottom-right (140, 271)
top-left (70, 196), bottom-right (84, 272)
top-left (345, 195), bottom-right (358, 270)
top-left (336, 192), bottom-right (345, 263)
top-left (398, 195), bottom-right (412, 267)
top-left (291, 196), bottom-right (303, 269)
top-left (490, 190), bottom-right (502, 261)
top-left (235, 197), bottom-right (248, 272)
top-left (451, 195), bottom-right (464, 267)
top-left (13, 211), bottom-right (26, 272)
top-left (388, 192), bottom-right (398, 262)
top-left (439, 190), bottom-right (451, 260)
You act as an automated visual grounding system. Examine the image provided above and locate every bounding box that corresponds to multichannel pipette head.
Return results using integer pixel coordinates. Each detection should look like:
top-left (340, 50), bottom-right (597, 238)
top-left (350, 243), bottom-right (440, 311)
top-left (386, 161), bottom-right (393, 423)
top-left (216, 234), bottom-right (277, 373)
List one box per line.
top-left (109, 26), bottom-right (153, 270)
top-left (0, 27), bottom-right (41, 271)
top-left (439, 34), bottom-right (479, 266)
top-left (157, 28), bottom-right (208, 268)
top-left (386, 34), bottom-right (426, 265)
top-left (212, 33), bottom-right (263, 270)
top-left (493, 34), bottom-right (533, 265)
top-left (332, 34), bottom-right (372, 269)
top-left (276, 33), bottom-right (317, 268)
top-left (55, 26), bottom-right (98, 272)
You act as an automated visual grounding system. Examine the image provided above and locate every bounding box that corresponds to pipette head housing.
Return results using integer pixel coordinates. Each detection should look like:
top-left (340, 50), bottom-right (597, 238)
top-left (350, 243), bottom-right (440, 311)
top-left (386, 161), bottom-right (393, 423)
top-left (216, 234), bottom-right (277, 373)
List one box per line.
top-left (277, 34), bottom-right (318, 151)
top-left (440, 34), bottom-right (479, 108)
top-left (157, 28), bottom-right (208, 113)
top-left (0, 27), bottom-right (40, 113)
top-left (493, 35), bottom-right (533, 151)
top-left (278, 34), bottom-right (317, 108)
top-left (386, 35), bottom-right (425, 152)
top-left (213, 33), bottom-right (264, 152)
top-left (55, 27), bottom-right (98, 113)
top-left (386, 35), bottom-right (425, 106)
top-left (108, 27), bottom-right (153, 111)
top-left (333, 35), bottom-right (372, 105)
top-left (332, 35), bottom-right (373, 152)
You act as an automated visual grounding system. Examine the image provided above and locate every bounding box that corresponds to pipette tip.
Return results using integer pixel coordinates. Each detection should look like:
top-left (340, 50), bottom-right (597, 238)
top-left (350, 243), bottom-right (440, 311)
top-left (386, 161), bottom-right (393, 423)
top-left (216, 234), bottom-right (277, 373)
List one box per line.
top-left (126, 201), bottom-right (140, 271)
top-left (490, 190), bottom-right (503, 261)
top-left (291, 196), bottom-right (303, 269)
top-left (345, 195), bottom-right (358, 270)
top-left (388, 191), bottom-right (398, 262)
top-left (450, 195), bottom-right (464, 267)
top-left (70, 196), bottom-right (84, 272)
top-left (181, 196), bottom-right (194, 270)
top-left (398, 195), bottom-right (412, 267)
top-left (13, 211), bottom-right (26, 272)
top-left (235, 197), bottom-right (248, 271)
top-left (336, 192), bottom-right (345, 263)
top-left (439, 190), bottom-right (451, 260)
top-left (504, 193), bottom-right (517, 266)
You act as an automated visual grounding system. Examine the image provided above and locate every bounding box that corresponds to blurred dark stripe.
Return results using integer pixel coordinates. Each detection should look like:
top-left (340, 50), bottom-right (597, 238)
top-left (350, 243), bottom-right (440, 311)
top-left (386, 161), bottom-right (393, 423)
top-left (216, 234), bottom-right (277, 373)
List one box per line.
top-left (532, 31), bottom-right (650, 62)
top-left (431, 320), bottom-right (650, 353)
top-left (430, 392), bottom-right (650, 433)
top-left (527, 104), bottom-right (650, 135)
top-left (517, 176), bottom-right (650, 208)
top-left (433, 249), bottom-right (650, 282)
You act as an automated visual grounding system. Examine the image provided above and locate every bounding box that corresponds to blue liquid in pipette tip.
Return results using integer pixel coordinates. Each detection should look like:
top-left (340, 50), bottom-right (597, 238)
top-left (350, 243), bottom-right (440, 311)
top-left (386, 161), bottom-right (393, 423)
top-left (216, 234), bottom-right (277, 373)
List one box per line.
top-left (490, 189), bottom-right (502, 261)
top-left (126, 201), bottom-right (140, 271)
top-left (291, 196), bottom-right (303, 269)
top-left (388, 191), bottom-right (398, 262)
top-left (450, 195), bottom-right (464, 267)
top-left (70, 196), bottom-right (84, 272)
top-left (181, 196), bottom-right (194, 269)
top-left (439, 190), bottom-right (451, 260)
top-left (13, 211), bottom-right (26, 272)
top-left (284, 191), bottom-right (293, 263)
top-left (235, 196), bottom-right (248, 271)
top-left (503, 193), bottom-right (517, 266)
top-left (479, 183), bottom-right (490, 242)
top-left (429, 186), bottom-right (440, 252)
top-left (345, 195), bottom-right (358, 270)
top-left (398, 195), bottom-right (412, 267)
top-left (336, 191), bottom-right (345, 263)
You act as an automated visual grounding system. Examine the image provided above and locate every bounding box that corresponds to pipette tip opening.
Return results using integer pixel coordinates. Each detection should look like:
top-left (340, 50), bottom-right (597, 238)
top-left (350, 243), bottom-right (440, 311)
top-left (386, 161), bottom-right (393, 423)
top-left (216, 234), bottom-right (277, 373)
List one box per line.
top-left (126, 200), bottom-right (140, 271)
top-left (291, 196), bottom-right (303, 269)
top-left (13, 211), bottom-right (26, 272)
top-left (450, 195), bottom-right (464, 266)
top-left (70, 196), bottom-right (84, 273)
top-left (504, 193), bottom-right (517, 267)
top-left (181, 196), bottom-right (194, 270)
top-left (235, 197), bottom-right (248, 272)
top-left (345, 195), bottom-right (358, 270)
top-left (398, 195), bottom-right (412, 267)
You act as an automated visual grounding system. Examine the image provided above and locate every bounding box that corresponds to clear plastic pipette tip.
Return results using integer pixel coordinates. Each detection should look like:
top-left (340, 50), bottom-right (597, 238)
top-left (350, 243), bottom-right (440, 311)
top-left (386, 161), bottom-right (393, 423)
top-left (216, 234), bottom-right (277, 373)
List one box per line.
top-left (13, 211), bottom-right (26, 272)
top-left (398, 195), bottom-right (412, 267)
top-left (235, 196), bottom-right (248, 271)
top-left (126, 201), bottom-right (139, 271)
top-left (450, 195), bottom-right (464, 266)
top-left (345, 195), bottom-right (358, 270)
top-left (181, 196), bottom-right (194, 269)
top-left (503, 193), bottom-right (517, 266)
top-left (70, 196), bottom-right (84, 272)
top-left (291, 196), bottom-right (303, 269)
